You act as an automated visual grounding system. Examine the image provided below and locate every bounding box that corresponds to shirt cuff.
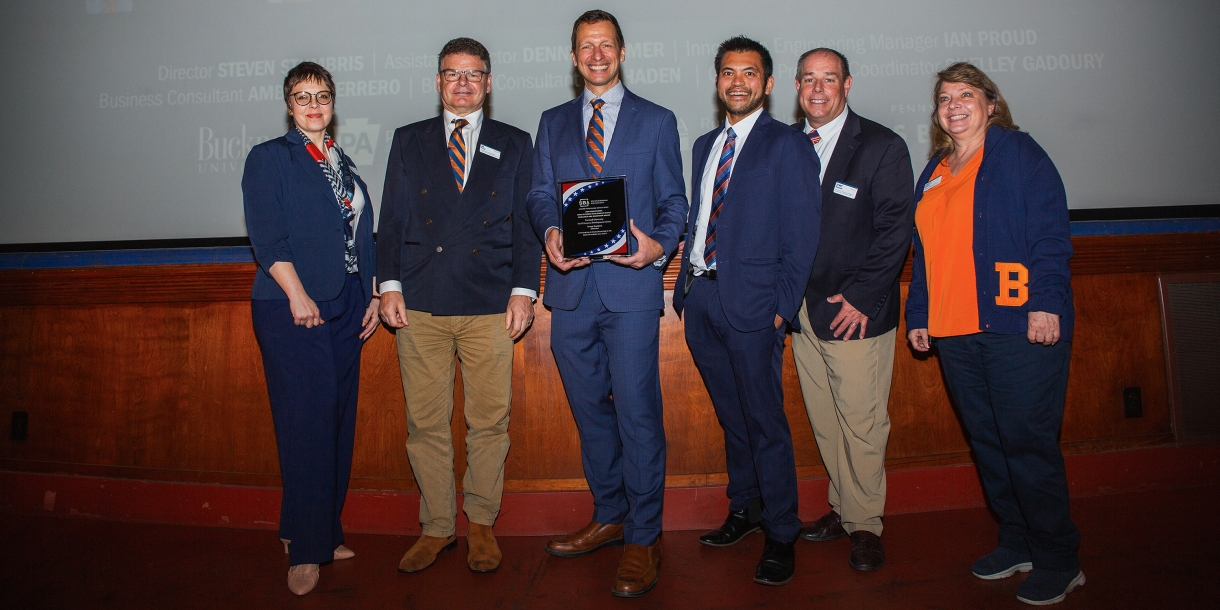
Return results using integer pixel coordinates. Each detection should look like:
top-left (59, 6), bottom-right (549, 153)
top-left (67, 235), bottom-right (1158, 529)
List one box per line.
top-left (545, 226), bottom-right (560, 240)
top-left (511, 287), bottom-right (538, 302)
top-left (379, 280), bottom-right (403, 294)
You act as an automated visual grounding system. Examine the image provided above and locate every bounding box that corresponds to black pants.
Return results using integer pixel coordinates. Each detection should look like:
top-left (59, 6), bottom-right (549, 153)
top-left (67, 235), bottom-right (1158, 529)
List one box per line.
top-left (251, 274), bottom-right (363, 566)
top-left (936, 332), bottom-right (1080, 571)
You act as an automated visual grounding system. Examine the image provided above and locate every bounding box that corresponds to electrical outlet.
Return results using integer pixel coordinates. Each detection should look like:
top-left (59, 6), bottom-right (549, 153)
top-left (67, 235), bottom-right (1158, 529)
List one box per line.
top-left (1122, 387), bottom-right (1143, 418)
top-left (11, 411), bottom-right (28, 441)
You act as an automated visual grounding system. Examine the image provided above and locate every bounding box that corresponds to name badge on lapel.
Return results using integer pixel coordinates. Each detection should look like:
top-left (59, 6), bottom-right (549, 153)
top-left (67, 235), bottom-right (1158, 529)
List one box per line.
top-left (479, 144), bottom-right (501, 159)
top-left (833, 182), bottom-right (858, 199)
top-left (923, 175), bottom-right (942, 191)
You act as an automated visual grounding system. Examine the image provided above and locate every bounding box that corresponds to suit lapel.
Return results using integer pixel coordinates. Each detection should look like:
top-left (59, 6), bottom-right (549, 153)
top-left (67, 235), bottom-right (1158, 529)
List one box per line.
top-left (462, 119), bottom-right (505, 203)
top-left (288, 132), bottom-right (342, 213)
top-left (685, 130), bottom-right (718, 263)
top-left (559, 97), bottom-right (593, 178)
top-left (601, 89), bottom-right (638, 171)
top-left (821, 110), bottom-right (861, 200)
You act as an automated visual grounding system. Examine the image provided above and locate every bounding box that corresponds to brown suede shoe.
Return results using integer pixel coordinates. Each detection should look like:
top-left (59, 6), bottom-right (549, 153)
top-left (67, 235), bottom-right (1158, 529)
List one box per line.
top-left (611, 538), bottom-right (662, 598)
top-left (467, 523), bottom-right (502, 573)
top-left (545, 522), bottom-right (624, 557)
top-left (398, 534), bottom-right (458, 573)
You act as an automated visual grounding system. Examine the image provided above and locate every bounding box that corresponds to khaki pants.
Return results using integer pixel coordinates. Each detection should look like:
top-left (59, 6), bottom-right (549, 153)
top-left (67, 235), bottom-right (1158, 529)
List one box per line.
top-left (791, 301), bottom-right (895, 536)
top-left (396, 310), bottom-right (513, 538)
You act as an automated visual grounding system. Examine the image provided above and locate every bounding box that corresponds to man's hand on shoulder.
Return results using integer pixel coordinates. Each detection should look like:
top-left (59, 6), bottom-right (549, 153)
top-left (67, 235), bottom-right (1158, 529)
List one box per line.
top-left (607, 220), bottom-right (664, 269)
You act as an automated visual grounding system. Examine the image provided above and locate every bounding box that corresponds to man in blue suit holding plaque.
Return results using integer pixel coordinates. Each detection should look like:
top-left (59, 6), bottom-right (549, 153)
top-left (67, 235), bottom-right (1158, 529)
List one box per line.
top-left (673, 36), bottom-right (821, 587)
top-left (525, 9), bottom-right (687, 599)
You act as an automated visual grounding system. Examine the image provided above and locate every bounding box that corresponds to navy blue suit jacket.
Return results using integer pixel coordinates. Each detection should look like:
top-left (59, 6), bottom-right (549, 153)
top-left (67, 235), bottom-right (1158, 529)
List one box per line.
top-left (792, 110), bottom-right (914, 341)
top-left (376, 116), bottom-right (540, 315)
top-left (673, 110), bottom-right (822, 332)
top-left (242, 129), bottom-right (376, 304)
top-left (526, 87), bottom-right (688, 313)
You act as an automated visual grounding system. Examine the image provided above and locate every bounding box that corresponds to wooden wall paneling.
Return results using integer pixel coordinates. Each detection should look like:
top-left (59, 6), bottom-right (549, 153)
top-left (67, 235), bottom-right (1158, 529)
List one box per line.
top-left (1059, 273), bottom-right (1172, 444)
top-left (1, 233), bottom-right (1212, 493)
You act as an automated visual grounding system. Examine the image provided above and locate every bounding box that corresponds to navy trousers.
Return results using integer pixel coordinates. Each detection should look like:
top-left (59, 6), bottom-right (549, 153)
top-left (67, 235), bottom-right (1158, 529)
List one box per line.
top-left (550, 272), bottom-right (666, 546)
top-left (682, 277), bottom-right (801, 543)
top-left (935, 333), bottom-right (1080, 571)
top-left (252, 274), bottom-right (363, 566)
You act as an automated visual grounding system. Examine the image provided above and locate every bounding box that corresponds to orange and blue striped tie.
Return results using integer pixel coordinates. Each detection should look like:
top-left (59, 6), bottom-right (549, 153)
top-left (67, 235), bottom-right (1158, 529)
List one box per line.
top-left (586, 98), bottom-right (606, 177)
top-left (449, 118), bottom-right (469, 192)
top-left (704, 126), bottom-right (737, 267)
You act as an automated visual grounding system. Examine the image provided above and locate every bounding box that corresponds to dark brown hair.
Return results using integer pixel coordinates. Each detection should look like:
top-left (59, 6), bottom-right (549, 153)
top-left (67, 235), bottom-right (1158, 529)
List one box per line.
top-left (714, 36), bottom-right (773, 80)
top-left (438, 37), bottom-right (491, 73)
top-left (570, 9), bottom-right (624, 52)
top-left (928, 62), bottom-right (1019, 158)
top-left (282, 61), bottom-right (336, 106)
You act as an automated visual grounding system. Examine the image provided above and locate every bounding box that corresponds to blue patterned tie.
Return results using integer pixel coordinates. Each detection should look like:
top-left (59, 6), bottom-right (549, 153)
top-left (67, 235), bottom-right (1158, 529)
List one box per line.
top-left (449, 118), bottom-right (469, 192)
top-left (586, 98), bottom-right (606, 177)
top-left (703, 126), bottom-right (736, 267)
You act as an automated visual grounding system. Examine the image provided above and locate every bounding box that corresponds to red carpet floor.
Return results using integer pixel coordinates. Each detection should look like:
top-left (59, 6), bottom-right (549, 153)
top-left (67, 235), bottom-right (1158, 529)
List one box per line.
top-left (2, 484), bottom-right (1217, 609)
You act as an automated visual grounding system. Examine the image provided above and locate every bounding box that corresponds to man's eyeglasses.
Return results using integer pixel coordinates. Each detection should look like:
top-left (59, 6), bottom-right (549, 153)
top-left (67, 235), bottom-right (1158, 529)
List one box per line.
top-left (441, 69), bottom-right (488, 83)
top-left (291, 91), bottom-right (334, 106)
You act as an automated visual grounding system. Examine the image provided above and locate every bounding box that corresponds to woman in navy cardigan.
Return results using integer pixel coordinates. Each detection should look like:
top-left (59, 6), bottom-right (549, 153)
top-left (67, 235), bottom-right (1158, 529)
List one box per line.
top-left (905, 63), bottom-right (1083, 606)
top-left (241, 62), bottom-right (379, 596)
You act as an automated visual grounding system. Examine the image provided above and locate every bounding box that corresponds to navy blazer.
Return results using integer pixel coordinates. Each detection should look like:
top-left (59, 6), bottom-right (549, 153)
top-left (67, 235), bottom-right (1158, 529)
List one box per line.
top-left (793, 110), bottom-right (914, 341)
top-left (674, 110), bottom-right (822, 332)
top-left (242, 129), bottom-right (376, 304)
top-left (526, 87), bottom-right (688, 313)
top-left (377, 116), bottom-right (540, 316)
top-left (906, 125), bottom-right (1075, 341)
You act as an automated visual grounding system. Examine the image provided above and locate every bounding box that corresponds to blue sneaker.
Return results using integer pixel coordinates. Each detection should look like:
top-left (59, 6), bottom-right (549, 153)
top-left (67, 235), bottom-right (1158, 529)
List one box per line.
top-left (1016, 568), bottom-right (1085, 605)
top-left (971, 547), bottom-right (1033, 580)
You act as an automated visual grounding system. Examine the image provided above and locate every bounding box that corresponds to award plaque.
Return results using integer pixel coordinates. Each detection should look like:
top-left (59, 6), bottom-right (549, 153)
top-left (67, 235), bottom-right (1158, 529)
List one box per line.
top-left (557, 176), bottom-right (633, 259)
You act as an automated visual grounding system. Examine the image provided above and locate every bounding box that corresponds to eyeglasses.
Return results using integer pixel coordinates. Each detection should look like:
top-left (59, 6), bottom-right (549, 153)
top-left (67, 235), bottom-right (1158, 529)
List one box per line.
top-left (441, 69), bottom-right (488, 82)
top-left (290, 91), bottom-right (334, 106)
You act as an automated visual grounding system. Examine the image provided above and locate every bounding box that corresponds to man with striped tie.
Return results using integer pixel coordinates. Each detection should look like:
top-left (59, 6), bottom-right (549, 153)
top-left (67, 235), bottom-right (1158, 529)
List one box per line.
top-left (377, 38), bottom-right (539, 575)
top-left (672, 36), bottom-right (821, 587)
top-left (525, 9), bottom-right (687, 598)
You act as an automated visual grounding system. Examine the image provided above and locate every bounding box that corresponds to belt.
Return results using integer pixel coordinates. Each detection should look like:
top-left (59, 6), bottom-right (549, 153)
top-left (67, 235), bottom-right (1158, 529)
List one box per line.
top-left (694, 268), bottom-right (717, 280)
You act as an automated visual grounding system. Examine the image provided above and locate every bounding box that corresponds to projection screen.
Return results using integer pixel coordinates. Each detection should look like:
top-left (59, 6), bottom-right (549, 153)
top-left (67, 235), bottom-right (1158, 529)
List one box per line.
top-left (2, 0), bottom-right (1217, 244)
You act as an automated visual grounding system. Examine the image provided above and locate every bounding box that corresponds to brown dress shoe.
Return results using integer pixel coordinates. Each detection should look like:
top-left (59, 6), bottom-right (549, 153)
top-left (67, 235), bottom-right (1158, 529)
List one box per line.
top-left (848, 531), bottom-right (885, 571)
top-left (467, 523), bottom-right (502, 573)
top-left (398, 534), bottom-right (458, 573)
top-left (545, 522), bottom-right (624, 557)
top-left (612, 538), bottom-right (662, 598)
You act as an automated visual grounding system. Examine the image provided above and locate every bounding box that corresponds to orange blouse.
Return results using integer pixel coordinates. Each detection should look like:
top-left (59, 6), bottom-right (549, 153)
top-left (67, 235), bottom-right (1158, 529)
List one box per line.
top-left (915, 147), bottom-right (984, 338)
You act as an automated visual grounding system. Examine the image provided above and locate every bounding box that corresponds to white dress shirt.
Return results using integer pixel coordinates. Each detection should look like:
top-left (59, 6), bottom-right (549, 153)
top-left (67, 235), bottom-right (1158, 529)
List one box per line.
top-left (804, 106), bottom-right (849, 184)
top-left (689, 106), bottom-right (766, 274)
top-left (581, 81), bottom-right (626, 159)
top-left (380, 107), bottom-right (537, 301)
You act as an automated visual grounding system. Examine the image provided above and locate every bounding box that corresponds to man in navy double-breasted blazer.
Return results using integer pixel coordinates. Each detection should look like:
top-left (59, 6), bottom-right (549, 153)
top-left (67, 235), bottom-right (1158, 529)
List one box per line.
top-left (378, 38), bottom-right (540, 575)
top-left (525, 10), bottom-right (687, 598)
top-left (672, 37), bottom-right (821, 587)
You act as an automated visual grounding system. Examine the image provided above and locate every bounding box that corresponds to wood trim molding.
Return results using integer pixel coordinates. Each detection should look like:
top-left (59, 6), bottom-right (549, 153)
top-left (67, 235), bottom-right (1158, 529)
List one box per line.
top-left (3, 233), bottom-right (1214, 305)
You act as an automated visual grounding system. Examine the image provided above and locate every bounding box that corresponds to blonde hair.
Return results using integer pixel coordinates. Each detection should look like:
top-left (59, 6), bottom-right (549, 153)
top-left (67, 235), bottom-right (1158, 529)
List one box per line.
top-left (928, 62), bottom-right (1019, 159)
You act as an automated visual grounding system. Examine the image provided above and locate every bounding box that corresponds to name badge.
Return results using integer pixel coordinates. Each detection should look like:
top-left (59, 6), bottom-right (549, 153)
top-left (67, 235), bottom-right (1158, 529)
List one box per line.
top-left (479, 144), bottom-right (501, 159)
top-left (833, 182), bottom-right (858, 199)
top-left (923, 175), bottom-right (942, 191)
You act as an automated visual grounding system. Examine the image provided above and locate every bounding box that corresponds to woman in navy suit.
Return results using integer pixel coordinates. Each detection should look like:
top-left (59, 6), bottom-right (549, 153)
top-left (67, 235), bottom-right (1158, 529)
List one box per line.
top-left (241, 62), bottom-right (379, 596)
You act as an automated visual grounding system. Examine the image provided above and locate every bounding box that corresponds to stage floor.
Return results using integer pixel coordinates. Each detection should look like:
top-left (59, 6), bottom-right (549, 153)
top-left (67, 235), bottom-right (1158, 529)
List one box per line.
top-left (3, 484), bottom-right (1217, 609)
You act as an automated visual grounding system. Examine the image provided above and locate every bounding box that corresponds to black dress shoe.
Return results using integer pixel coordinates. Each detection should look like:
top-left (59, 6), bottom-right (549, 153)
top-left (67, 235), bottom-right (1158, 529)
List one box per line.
top-left (799, 509), bottom-right (846, 542)
top-left (848, 531), bottom-right (885, 571)
top-left (754, 537), bottom-right (796, 586)
top-left (699, 502), bottom-right (762, 547)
